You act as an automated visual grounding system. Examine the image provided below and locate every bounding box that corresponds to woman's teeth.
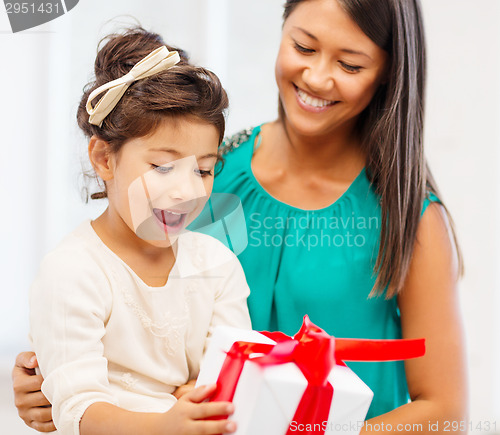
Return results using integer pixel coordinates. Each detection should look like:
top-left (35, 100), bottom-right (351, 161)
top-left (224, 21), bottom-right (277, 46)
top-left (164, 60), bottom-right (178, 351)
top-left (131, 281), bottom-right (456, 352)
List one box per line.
top-left (297, 88), bottom-right (335, 108)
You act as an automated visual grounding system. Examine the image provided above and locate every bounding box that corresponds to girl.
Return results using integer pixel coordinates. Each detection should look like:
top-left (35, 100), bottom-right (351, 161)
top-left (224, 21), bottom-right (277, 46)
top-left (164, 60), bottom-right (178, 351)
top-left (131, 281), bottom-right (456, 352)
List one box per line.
top-left (26, 27), bottom-right (250, 435)
top-left (14, 0), bottom-right (467, 433)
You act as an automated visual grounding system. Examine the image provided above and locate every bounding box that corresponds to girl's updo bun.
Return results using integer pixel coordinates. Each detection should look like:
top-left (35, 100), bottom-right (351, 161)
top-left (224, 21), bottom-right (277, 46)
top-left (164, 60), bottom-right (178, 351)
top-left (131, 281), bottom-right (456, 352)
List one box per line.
top-left (77, 27), bottom-right (228, 199)
top-left (91, 27), bottom-right (190, 92)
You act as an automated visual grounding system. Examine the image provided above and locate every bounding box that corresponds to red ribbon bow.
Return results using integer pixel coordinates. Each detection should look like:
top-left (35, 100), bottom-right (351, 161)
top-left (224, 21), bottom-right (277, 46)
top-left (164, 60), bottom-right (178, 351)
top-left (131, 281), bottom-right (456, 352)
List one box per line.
top-left (211, 316), bottom-right (425, 435)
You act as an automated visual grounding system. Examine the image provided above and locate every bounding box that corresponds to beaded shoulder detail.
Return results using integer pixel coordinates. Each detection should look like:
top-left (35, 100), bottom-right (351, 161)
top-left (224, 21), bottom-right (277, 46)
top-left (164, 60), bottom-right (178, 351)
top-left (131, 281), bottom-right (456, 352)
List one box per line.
top-left (219, 127), bottom-right (255, 156)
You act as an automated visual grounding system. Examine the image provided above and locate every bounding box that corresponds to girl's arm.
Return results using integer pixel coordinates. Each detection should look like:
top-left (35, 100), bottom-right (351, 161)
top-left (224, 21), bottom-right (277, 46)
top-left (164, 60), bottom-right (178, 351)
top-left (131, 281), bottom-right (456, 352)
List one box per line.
top-left (79, 384), bottom-right (236, 435)
top-left (202, 240), bottom-right (252, 354)
top-left (362, 203), bottom-right (468, 434)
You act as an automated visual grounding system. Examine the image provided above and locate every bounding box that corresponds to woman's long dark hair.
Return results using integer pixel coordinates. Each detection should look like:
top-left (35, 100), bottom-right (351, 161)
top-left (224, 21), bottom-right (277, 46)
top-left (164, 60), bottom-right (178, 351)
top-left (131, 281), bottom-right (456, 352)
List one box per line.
top-left (282, 0), bottom-right (462, 297)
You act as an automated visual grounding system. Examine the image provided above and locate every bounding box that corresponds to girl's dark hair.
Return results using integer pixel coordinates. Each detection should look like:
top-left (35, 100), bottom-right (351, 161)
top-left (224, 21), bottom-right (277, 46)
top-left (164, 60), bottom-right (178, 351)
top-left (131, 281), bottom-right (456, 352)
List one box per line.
top-left (282, 0), bottom-right (462, 297)
top-left (77, 27), bottom-right (228, 200)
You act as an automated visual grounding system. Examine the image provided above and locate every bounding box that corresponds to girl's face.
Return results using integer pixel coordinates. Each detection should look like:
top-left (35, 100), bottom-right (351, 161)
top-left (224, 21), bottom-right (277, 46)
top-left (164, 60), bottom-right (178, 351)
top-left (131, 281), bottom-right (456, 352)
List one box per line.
top-left (106, 116), bottom-right (220, 248)
top-left (275, 0), bottom-right (388, 139)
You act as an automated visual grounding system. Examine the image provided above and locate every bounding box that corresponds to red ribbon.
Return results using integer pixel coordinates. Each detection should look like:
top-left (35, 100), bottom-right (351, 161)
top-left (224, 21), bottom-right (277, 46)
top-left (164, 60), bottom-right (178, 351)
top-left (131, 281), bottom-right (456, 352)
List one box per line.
top-left (211, 316), bottom-right (425, 434)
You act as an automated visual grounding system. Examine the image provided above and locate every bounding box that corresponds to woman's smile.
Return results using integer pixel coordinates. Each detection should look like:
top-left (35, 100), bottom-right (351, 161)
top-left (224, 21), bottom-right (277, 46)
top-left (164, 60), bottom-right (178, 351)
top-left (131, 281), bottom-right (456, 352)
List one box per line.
top-left (294, 84), bottom-right (339, 112)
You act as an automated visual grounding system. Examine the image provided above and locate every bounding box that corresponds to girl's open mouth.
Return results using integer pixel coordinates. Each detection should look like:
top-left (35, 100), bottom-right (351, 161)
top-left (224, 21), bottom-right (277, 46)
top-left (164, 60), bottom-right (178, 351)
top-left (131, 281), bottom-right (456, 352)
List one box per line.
top-left (152, 208), bottom-right (188, 233)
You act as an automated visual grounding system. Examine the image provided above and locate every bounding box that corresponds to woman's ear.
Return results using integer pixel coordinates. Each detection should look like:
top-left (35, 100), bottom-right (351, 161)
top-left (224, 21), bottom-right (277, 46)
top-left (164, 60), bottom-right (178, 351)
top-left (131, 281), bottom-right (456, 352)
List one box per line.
top-left (88, 136), bottom-right (115, 181)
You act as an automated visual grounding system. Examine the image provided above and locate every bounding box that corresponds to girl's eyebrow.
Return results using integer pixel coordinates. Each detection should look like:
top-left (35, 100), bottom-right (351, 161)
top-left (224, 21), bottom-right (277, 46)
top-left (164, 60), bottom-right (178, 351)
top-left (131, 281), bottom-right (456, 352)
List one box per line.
top-left (150, 148), bottom-right (218, 160)
top-left (197, 153), bottom-right (219, 160)
top-left (293, 26), bottom-right (373, 61)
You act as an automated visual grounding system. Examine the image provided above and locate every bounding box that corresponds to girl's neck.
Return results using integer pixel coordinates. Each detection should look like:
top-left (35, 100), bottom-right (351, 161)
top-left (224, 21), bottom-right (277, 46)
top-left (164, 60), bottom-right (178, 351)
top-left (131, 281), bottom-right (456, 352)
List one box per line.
top-left (91, 209), bottom-right (177, 287)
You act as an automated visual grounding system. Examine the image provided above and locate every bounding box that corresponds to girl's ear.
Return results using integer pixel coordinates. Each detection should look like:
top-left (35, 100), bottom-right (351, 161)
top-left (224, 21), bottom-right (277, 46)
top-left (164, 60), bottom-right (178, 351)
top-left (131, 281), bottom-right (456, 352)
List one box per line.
top-left (88, 136), bottom-right (115, 181)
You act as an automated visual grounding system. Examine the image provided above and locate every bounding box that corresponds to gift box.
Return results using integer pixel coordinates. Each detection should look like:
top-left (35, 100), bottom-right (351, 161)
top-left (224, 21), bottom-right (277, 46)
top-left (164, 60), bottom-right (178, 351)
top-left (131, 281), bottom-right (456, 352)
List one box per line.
top-left (197, 317), bottom-right (425, 435)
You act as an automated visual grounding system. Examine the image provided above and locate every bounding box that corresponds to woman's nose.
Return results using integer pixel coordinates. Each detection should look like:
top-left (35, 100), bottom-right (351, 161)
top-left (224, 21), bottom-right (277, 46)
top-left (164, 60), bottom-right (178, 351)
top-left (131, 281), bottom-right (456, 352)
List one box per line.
top-left (302, 58), bottom-right (335, 93)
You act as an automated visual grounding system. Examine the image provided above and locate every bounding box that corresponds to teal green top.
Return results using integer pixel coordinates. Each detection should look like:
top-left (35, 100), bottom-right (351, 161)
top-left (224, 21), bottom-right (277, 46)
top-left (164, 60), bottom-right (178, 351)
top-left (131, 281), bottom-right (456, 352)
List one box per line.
top-left (207, 125), bottom-right (437, 419)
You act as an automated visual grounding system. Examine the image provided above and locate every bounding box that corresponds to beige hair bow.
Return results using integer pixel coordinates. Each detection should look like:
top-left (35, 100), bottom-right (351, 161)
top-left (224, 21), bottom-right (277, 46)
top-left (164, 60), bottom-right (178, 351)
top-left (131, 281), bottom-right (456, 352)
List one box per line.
top-left (86, 46), bottom-right (181, 127)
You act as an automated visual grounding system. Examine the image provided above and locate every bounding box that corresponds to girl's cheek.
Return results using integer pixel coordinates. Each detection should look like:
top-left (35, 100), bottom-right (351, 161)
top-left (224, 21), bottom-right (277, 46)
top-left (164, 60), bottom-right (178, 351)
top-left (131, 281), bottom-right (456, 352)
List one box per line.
top-left (141, 171), bottom-right (167, 200)
top-left (204, 177), bottom-right (215, 193)
top-left (126, 175), bottom-right (154, 232)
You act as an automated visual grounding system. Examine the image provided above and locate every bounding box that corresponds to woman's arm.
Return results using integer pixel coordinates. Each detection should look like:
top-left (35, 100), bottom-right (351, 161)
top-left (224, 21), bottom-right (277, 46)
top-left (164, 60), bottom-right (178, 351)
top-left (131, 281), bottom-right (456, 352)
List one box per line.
top-left (12, 352), bottom-right (55, 432)
top-left (361, 203), bottom-right (468, 434)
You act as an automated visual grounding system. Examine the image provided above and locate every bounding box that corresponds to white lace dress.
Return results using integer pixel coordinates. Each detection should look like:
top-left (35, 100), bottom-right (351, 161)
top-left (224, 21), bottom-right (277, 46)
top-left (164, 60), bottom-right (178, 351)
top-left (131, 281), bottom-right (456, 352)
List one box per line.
top-left (29, 220), bottom-right (251, 435)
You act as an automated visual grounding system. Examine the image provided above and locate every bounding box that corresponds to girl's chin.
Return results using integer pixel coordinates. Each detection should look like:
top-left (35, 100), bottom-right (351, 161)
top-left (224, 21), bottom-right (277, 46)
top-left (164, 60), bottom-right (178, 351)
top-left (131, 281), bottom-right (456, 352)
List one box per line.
top-left (133, 216), bottom-right (182, 246)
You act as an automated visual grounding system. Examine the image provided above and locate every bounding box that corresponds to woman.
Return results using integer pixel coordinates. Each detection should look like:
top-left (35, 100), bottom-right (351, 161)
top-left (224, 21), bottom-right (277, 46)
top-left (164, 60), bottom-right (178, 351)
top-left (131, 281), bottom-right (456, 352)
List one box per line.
top-left (13, 0), bottom-right (467, 432)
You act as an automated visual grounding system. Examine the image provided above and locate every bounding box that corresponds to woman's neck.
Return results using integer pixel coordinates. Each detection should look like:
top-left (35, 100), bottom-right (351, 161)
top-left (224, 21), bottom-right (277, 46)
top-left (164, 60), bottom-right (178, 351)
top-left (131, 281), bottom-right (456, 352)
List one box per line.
top-left (250, 119), bottom-right (367, 210)
top-left (263, 118), bottom-right (365, 178)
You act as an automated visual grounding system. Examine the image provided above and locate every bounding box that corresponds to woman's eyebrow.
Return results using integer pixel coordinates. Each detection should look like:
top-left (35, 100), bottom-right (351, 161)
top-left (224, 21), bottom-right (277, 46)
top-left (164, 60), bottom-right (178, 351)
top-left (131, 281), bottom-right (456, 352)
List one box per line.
top-left (340, 48), bottom-right (373, 61)
top-left (294, 26), bottom-right (318, 41)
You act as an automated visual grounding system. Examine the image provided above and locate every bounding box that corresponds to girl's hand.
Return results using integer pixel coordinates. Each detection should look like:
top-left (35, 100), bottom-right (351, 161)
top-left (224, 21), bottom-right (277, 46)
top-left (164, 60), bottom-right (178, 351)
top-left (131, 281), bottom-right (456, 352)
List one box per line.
top-left (162, 383), bottom-right (237, 435)
top-left (173, 379), bottom-right (197, 399)
top-left (12, 352), bottom-right (56, 432)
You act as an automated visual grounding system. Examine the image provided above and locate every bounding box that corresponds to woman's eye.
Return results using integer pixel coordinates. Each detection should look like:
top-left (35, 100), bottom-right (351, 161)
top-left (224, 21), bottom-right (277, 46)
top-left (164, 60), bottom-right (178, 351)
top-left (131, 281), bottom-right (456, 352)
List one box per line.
top-left (151, 164), bottom-right (173, 174)
top-left (294, 42), bottom-right (315, 54)
top-left (195, 169), bottom-right (214, 177)
top-left (340, 62), bottom-right (362, 73)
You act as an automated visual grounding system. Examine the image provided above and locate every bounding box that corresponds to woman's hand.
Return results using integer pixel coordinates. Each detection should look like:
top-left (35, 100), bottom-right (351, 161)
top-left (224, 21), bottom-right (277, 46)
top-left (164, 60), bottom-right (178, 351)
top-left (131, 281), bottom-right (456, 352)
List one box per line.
top-left (12, 352), bottom-right (56, 432)
top-left (173, 379), bottom-right (197, 399)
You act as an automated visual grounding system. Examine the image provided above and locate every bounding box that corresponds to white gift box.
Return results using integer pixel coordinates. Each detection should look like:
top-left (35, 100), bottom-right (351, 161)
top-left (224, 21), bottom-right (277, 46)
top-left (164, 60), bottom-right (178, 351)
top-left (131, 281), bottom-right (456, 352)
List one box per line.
top-left (197, 326), bottom-right (373, 435)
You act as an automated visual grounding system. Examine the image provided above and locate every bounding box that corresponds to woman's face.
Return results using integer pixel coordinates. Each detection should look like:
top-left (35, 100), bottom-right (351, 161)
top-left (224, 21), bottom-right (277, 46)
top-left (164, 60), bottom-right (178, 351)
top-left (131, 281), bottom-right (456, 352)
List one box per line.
top-left (275, 0), bottom-right (388, 139)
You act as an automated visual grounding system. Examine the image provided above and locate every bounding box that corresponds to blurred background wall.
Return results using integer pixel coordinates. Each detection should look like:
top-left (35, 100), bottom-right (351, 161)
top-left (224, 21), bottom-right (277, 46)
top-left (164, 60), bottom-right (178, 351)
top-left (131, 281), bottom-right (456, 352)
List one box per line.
top-left (0, 0), bottom-right (499, 433)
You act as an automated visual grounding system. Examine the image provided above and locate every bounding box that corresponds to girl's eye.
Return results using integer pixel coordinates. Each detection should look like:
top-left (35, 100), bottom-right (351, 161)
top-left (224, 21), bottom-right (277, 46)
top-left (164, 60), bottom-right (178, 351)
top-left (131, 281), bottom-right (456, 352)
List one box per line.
top-left (340, 62), bottom-right (362, 73)
top-left (151, 164), bottom-right (173, 174)
top-left (195, 169), bottom-right (214, 178)
top-left (294, 42), bottom-right (315, 54)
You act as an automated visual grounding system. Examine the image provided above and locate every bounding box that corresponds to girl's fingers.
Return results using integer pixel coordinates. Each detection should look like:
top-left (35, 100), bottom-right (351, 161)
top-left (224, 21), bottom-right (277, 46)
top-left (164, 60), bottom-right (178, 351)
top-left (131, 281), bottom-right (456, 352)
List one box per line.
top-left (191, 419), bottom-right (237, 434)
top-left (173, 382), bottom-right (196, 399)
top-left (190, 401), bottom-right (234, 420)
top-left (185, 384), bottom-right (218, 403)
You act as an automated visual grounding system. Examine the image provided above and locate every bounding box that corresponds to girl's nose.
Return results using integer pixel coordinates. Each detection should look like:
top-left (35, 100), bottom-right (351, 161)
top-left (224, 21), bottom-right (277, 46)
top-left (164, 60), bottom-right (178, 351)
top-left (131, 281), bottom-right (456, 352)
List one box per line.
top-left (302, 59), bottom-right (335, 94)
top-left (167, 170), bottom-right (206, 202)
